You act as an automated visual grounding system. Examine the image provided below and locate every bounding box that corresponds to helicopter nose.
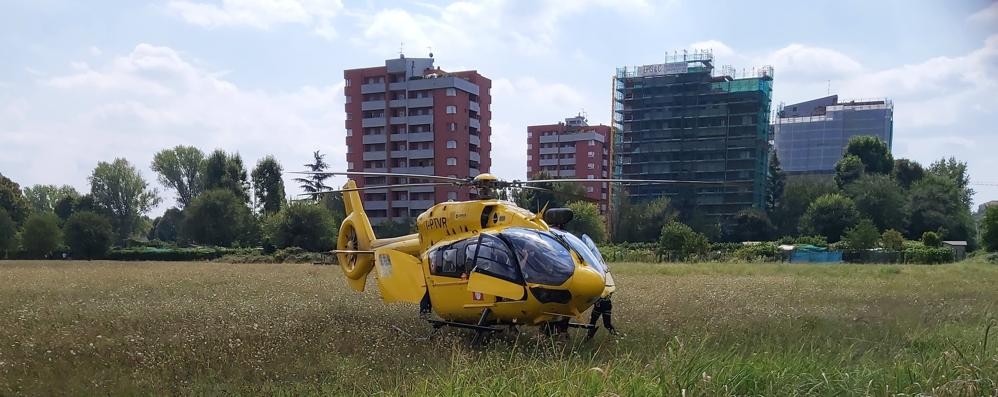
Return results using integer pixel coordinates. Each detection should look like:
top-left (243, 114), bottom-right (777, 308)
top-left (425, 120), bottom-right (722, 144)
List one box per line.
top-left (571, 266), bottom-right (605, 300)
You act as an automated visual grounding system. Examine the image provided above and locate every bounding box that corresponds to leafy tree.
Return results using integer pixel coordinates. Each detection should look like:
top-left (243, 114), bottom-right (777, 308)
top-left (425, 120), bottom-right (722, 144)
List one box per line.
top-left (727, 208), bottom-right (775, 242)
top-left (771, 177), bottom-right (838, 236)
top-left (320, 192), bottom-right (346, 222)
top-left (928, 157), bottom-right (974, 209)
top-left (63, 211), bottom-right (113, 259)
top-left (265, 203), bottom-right (337, 252)
top-left (921, 231), bottom-right (941, 248)
top-left (844, 135), bottom-right (893, 174)
top-left (612, 193), bottom-right (676, 243)
top-left (844, 219), bottom-right (879, 250)
top-left (54, 196), bottom-right (77, 222)
top-left (514, 173), bottom-right (589, 211)
top-left (766, 151), bottom-right (786, 215)
top-left (844, 174), bottom-right (908, 232)
top-left (0, 209), bottom-right (16, 258)
top-left (89, 158), bottom-right (161, 242)
top-left (22, 185), bottom-right (80, 213)
top-left (658, 221), bottom-right (710, 261)
top-left (374, 218), bottom-right (416, 238)
top-left (294, 150), bottom-right (332, 200)
top-left (980, 205), bottom-right (998, 252)
top-left (881, 229), bottom-right (905, 251)
top-left (151, 145), bottom-right (205, 208)
top-left (150, 208), bottom-right (182, 242)
top-left (799, 193), bottom-right (860, 242)
top-left (909, 174), bottom-right (973, 241)
top-left (0, 173), bottom-right (31, 225)
top-left (203, 150), bottom-right (250, 203)
top-left (180, 189), bottom-right (255, 247)
top-left (251, 156), bottom-right (286, 215)
top-left (892, 158), bottom-right (925, 189)
top-left (21, 213), bottom-right (62, 258)
top-left (564, 201), bottom-right (607, 243)
top-left (834, 155), bottom-right (865, 188)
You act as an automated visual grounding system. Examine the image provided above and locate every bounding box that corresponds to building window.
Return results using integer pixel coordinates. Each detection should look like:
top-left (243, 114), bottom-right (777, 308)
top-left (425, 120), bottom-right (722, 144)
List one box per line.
top-left (447, 191), bottom-right (457, 200)
top-left (346, 128), bottom-right (353, 137)
top-left (446, 105), bottom-right (457, 114)
top-left (446, 157), bottom-right (457, 166)
top-left (345, 95), bottom-right (352, 104)
top-left (587, 163), bottom-right (595, 170)
top-left (586, 186), bottom-right (594, 193)
top-left (527, 143), bottom-right (532, 150)
top-left (446, 140), bottom-right (457, 149)
top-left (588, 140), bottom-right (595, 146)
top-left (527, 166), bottom-right (532, 172)
top-left (527, 154), bottom-right (532, 161)
top-left (588, 151), bottom-right (595, 158)
top-left (446, 88), bottom-right (456, 96)
top-left (347, 162), bottom-right (354, 169)
top-left (346, 113), bottom-right (352, 120)
top-left (587, 175), bottom-right (595, 179)
top-left (449, 122), bottom-right (456, 132)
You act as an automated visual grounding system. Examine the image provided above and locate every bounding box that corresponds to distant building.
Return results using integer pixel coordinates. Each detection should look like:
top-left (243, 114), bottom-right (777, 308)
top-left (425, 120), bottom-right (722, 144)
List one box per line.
top-left (612, 51), bottom-right (774, 220)
top-left (526, 115), bottom-right (612, 213)
top-left (772, 95), bottom-right (893, 174)
top-left (343, 55), bottom-right (491, 224)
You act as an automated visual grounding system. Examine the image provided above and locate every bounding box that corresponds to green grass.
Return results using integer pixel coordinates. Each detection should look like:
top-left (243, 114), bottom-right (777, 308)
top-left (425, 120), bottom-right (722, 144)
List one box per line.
top-left (0, 260), bottom-right (996, 396)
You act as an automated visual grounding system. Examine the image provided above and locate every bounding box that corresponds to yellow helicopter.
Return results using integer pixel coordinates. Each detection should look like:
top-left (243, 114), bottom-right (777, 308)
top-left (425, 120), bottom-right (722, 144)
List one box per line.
top-left (301, 171), bottom-right (713, 340)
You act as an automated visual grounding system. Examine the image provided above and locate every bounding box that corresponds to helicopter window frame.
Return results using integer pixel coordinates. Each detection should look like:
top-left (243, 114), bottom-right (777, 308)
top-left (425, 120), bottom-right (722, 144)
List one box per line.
top-left (500, 228), bottom-right (574, 286)
top-left (429, 240), bottom-right (473, 278)
top-left (465, 234), bottom-right (523, 284)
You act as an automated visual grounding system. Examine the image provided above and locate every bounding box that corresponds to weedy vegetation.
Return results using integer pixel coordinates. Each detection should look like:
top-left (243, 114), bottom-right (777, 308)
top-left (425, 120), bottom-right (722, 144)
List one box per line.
top-left (0, 260), bottom-right (996, 396)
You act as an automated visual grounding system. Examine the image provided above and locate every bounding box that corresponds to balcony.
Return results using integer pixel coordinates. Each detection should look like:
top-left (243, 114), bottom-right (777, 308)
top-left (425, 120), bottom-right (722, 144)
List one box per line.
top-left (408, 114), bottom-right (433, 125)
top-left (389, 82), bottom-right (407, 91)
top-left (361, 118), bottom-right (386, 128)
top-left (389, 200), bottom-right (410, 208)
top-left (389, 99), bottom-right (406, 108)
top-left (410, 200), bottom-right (435, 210)
top-left (408, 185), bottom-right (436, 193)
top-left (407, 97), bottom-right (433, 108)
top-left (408, 149), bottom-right (435, 159)
top-left (469, 101), bottom-right (480, 112)
top-left (469, 134), bottom-right (480, 146)
top-left (389, 116), bottom-right (407, 125)
top-left (390, 150), bottom-right (407, 158)
top-left (539, 158), bottom-right (575, 166)
top-left (405, 166), bottom-right (435, 175)
top-left (362, 151), bottom-right (386, 161)
top-left (408, 132), bottom-right (434, 142)
top-left (470, 152), bottom-right (480, 162)
top-left (469, 118), bottom-right (480, 129)
top-left (361, 100), bottom-right (385, 111)
top-left (390, 133), bottom-right (408, 141)
top-left (364, 200), bottom-right (388, 210)
top-left (362, 134), bottom-right (386, 144)
top-left (539, 147), bottom-right (575, 155)
top-left (360, 83), bottom-right (385, 94)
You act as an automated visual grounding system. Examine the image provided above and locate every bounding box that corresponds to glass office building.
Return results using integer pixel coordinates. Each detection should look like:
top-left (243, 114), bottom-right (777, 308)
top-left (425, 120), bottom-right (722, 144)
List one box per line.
top-left (772, 95), bottom-right (893, 174)
top-left (612, 51), bottom-right (774, 220)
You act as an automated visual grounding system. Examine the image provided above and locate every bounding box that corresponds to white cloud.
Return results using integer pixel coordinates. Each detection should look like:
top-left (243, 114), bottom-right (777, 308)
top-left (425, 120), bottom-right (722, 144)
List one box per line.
top-left (1, 43), bottom-right (346, 213)
top-left (969, 2), bottom-right (998, 23)
top-left (166, 0), bottom-right (343, 39)
top-left (764, 44), bottom-right (862, 81)
top-left (689, 40), bottom-right (734, 58)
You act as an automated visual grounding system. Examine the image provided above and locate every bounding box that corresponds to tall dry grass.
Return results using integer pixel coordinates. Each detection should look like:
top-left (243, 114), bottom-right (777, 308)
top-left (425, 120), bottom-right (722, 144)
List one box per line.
top-left (0, 260), bottom-right (995, 396)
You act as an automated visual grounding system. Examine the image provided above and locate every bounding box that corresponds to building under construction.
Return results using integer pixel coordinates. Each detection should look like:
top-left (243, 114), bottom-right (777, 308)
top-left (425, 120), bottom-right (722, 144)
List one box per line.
top-left (612, 51), bottom-right (773, 221)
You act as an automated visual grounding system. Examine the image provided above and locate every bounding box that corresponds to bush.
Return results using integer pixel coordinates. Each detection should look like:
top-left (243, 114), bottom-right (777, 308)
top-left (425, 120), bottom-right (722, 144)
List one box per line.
top-left (881, 229), bottom-right (905, 251)
top-left (63, 211), bottom-right (114, 259)
top-left (107, 246), bottom-right (252, 261)
top-left (799, 194), bottom-right (860, 242)
top-left (921, 231), bottom-right (942, 247)
top-left (777, 235), bottom-right (828, 247)
top-left (21, 213), bottom-right (62, 258)
top-left (981, 205), bottom-right (998, 252)
top-left (658, 221), bottom-right (710, 261)
top-left (986, 253), bottom-right (998, 264)
top-left (273, 246), bottom-right (327, 263)
top-left (265, 203), bottom-right (337, 252)
top-left (733, 243), bottom-right (781, 262)
top-left (180, 189), bottom-right (257, 247)
top-left (903, 246), bottom-right (953, 264)
top-left (843, 219), bottom-right (879, 250)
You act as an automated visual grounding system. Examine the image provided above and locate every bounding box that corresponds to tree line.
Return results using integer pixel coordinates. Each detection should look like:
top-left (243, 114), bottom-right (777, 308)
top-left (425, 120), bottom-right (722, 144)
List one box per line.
top-left (0, 148), bottom-right (347, 259)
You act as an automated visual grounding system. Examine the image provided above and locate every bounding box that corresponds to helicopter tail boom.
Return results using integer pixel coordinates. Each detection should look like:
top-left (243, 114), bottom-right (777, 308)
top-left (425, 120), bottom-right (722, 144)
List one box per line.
top-left (336, 180), bottom-right (377, 292)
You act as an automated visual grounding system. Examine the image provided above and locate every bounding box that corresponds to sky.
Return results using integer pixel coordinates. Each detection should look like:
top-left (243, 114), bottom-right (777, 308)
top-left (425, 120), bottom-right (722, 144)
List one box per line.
top-left (1, 0), bottom-right (997, 215)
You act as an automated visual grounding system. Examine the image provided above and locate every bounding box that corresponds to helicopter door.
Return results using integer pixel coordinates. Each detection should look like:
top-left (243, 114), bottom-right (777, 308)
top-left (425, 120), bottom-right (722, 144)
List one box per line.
top-left (372, 248), bottom-right (426, 304)
top-left (466, 234), bottom-right (525, 301)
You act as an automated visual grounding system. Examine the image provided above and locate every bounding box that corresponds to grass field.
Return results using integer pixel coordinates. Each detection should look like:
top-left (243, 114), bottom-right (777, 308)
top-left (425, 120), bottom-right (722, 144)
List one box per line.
top-left (1, 260), bottom-right (996, 396)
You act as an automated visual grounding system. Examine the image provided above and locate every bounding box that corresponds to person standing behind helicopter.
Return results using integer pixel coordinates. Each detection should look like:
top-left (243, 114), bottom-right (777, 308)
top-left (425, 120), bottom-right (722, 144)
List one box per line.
top-left (586, 293), bottom-right (618, 339)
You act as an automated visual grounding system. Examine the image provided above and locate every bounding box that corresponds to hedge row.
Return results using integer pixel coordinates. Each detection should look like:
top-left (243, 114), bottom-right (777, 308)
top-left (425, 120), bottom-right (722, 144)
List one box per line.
top-left (107, 247), bottom-right (255, 261)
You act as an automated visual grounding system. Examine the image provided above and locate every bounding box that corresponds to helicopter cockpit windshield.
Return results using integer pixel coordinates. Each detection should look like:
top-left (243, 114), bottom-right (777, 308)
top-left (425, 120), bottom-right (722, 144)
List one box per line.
top-left (501, 228), bottom-right (574, 285)
top-left (550, 229), bottom-right (607, 278)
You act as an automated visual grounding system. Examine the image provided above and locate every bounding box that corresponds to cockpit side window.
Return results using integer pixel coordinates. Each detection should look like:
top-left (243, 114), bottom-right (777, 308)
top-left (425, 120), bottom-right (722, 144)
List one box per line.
top-left (466, 234), bottom-right (522, 283)
top-left (429, 240), bottom-right (473, 278)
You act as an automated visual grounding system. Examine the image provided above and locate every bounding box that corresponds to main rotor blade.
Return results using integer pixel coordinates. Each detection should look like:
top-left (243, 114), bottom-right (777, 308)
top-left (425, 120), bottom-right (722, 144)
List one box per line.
top-left (297, 182), bottom-right (455, 195)
top-left (518, 185), bottom-right (598, 202)
top-left (521, 178), bottom-right (728, 185)
top-left (291, 171), bottom-right (466, 183)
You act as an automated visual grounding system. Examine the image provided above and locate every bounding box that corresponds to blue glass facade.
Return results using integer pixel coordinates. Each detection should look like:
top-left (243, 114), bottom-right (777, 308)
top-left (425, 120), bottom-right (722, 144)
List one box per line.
top-left (772, 95), bottom-right (893, 174)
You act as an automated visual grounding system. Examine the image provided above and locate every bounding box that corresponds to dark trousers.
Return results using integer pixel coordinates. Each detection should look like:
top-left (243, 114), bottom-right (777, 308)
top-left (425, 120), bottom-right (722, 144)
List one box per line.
top-left (587, 298), bottom-right (615, 337)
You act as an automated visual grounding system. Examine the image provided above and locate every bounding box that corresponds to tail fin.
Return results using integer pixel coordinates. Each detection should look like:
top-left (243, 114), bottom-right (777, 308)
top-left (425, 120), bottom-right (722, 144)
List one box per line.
top-left (336, 179), bottom-right (377, 292)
